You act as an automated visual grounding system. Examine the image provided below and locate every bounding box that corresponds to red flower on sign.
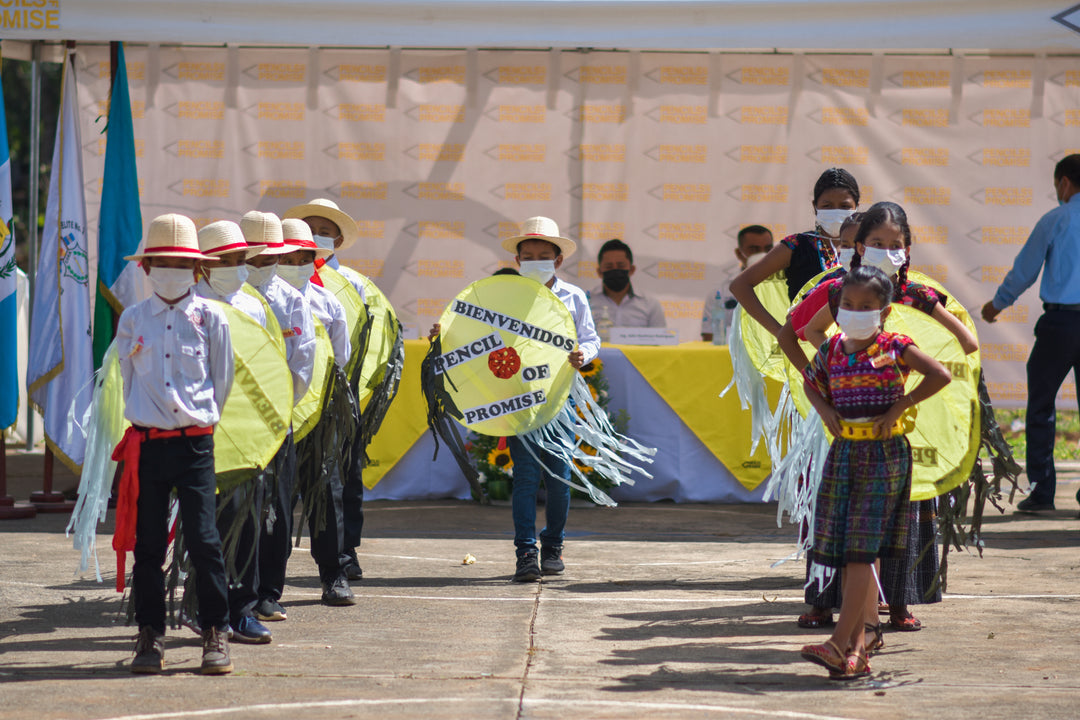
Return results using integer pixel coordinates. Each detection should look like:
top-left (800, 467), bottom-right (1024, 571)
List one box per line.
top-left (488, 347), bottom-right (521, 379)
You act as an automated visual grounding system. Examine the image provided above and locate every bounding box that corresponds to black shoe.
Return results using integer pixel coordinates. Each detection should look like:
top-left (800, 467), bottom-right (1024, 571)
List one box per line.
top-left (540, 545), bottom-right (564, 575)
top-left (254, 598), bottom-right (287, 622)
top-left (1016, 497), bottom-right (1055, 513)
top-left (232, 615), bottom-right (272, 644)
top-left (512, 551), bottom-right (541, 582)
top-left (200, 626), bottom-right (233, 675)
top-left (344, 561), bottom-right (363, 581)
top-left (131, 626), bottom-right (165, 674)
top-left (321, 576), bottom-right (357, 606)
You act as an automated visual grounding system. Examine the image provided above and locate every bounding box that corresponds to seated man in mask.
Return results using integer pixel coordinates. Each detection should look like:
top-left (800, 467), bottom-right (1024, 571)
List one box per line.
top-left (588, 238), bottom-right (666, 337)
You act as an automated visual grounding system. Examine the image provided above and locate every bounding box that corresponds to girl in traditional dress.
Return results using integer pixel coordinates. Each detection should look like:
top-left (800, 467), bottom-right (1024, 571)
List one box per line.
top-left (799, 265), bottom-right (951, 679)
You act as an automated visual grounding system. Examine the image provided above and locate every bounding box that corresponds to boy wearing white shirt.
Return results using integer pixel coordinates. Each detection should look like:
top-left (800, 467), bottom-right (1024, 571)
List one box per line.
top-left (114, 214), bottom-right (234, 675)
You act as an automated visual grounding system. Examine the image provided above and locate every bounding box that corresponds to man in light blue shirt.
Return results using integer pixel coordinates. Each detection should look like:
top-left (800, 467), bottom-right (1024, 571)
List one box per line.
top-left (982, 154), bottom-right (1080, 513)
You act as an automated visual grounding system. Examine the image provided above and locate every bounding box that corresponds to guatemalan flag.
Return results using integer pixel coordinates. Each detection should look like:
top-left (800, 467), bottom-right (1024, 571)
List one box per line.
top-left (0, 57), bottom-right (18, 431)
top-left (27, 49), bottom-right (93, 471)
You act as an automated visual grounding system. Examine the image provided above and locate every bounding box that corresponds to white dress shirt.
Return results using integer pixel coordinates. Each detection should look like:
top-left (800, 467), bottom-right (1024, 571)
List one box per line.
top-left (251, 275), bottom-right (316, 402)
top-left (303, 281), bottom-right (351, 368)
top-left (551, 276), bottom-right (600, 365)
top-left (588, 285), bottom-right (667, 329)
top-left (117, 292), bottom-right (234, 429)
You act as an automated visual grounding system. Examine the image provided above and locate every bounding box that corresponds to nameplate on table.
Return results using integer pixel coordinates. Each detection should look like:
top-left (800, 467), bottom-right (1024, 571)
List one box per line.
top-left (609, 327), bottom-right (678, 346)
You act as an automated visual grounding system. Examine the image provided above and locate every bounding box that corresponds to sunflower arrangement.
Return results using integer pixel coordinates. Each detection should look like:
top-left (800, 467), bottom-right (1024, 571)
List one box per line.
top-left (465, 357), bottom-right (629, 502)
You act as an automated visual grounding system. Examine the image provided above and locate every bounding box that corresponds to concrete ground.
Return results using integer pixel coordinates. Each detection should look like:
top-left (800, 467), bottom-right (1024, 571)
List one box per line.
top-left (1, 451), bottom-right (1079, 720)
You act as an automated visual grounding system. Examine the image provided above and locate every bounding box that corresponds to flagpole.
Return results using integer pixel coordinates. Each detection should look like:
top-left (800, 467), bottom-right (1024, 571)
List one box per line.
top-left (24, 40), bottom-right (40, 453)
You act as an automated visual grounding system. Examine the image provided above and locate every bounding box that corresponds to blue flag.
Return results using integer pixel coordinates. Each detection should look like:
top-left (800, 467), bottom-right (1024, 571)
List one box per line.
top-left (93, 42), bottom-right (142, 369)
top-left (0, 59), bottom-right (18, 430)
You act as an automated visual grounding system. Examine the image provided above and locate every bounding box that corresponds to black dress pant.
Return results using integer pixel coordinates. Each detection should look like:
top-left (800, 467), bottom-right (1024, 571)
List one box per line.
top-left (1025, 310), bottom-right (1080, 504)
top-left (258, 432), bottom-right (297, 603)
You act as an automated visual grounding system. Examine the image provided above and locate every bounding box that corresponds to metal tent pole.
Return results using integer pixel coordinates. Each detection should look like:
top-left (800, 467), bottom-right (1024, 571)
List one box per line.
top-left (25, 40), bottom-right (40, 453)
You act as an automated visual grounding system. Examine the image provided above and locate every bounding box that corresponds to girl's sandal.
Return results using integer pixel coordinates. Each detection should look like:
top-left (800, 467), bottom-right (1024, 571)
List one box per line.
top-left (796, 607), bottom-right (835, 629)
top-left (833, 650), bottom-right (872, 680)
top-left (801, 639), bottom-right (847, 674)
top-left (865, 622), bottom-right (885, 655)
top-left (889, 610), bottom-right (922, 631)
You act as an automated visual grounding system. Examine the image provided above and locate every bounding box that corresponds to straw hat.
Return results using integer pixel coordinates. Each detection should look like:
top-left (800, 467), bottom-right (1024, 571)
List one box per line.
top-left (197, 220), bottom-right (266, 259)
top-left (125, 213), bottom-right (217, 262)
top-left (240, 210), bottom-right (292, 256)
top-left (501, 216), bottom-right (577, 259)
top-left (281, 218), bottom-right (333, 258)
top-left (283, 198), bottom-right (359, 250)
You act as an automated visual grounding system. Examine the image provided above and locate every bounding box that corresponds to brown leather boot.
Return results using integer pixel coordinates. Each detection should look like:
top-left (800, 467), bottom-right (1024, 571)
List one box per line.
top-left (130, 626), bottom-right (165, 674)
top-left (200, 626), bottom-right (233, 675)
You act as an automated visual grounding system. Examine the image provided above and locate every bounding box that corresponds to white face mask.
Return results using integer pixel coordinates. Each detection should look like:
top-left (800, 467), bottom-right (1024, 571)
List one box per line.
top-left (816, 208), bottom-right (854, 237)
top-left (837, 247), bottom-right (856, 270)
top-left (312, 234), bottom-right (337, 253)
top-left (205, 265), bottom-right (249, 296)
top-left (277, 263), bottom-right (314, 290)
top-left (246, 263), bottom-right (277, 287)
top-left (836, 308), bottom-right (882, 341)
top-left (519, 259), bottom-right (556, 285)
top-left (148, 266), bottom-right (195, 301)
top-left (861, 246), bottom-right (907, 275)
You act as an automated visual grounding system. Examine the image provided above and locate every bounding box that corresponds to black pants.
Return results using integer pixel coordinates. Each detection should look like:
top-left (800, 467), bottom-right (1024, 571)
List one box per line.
top-left (343, 428), bottom-right (365, 562)
top-left (217, 476), bottom-right (263, 625)
top-left (1025, 310), bottom-right (1080, 504)
top-left (294, 427), bottom-right (348, 584)
top-left (133, 434), bottom-right (229, 635)
top-left (258, 432), bottom-right (297, 603)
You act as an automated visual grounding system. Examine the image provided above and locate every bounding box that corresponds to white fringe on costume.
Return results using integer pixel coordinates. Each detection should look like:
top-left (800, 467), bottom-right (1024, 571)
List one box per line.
top-left (518, 373), bottom-right (656, 507)
top-left (719, 306), bottom-right (774, 456)
top-left (65, 343), bottom-right (126, 581)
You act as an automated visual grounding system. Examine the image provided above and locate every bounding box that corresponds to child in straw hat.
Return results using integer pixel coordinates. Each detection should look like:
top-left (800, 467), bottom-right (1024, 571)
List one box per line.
top-left (113, 214), bottom-right (234, 675)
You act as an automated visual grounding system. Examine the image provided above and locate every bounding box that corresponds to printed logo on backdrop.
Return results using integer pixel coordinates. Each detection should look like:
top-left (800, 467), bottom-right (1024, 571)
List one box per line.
top-left (169, 179), bottom-right (231, 198)
top-left (86, 138), bottom-right (145, 158)
top-left (329, 104), bottom-right (386, 122)
top-left (325, 142), bottom-right (385, 160)
top-left (491, 183), bottom-right (551, 201)
top-left (571, 261), bottom-right (599, 280)
top-left (484, 144), bottom-right (545, 162)
top-left (244, 63), bottom-right (306, 82)
top-left (726, 66), bottom-right (791, 86)
top-left (648, 105), bottom-right (708, 124)
top-left (164, 140), bottom-right (224, 159)
top-left (164, 63), bottom-right (226, 81)
top-left (572, 222), bottom-right (625, 242)
top-left (404, 183), bottom-right (465, 200)
top-left (661, 300), bottom-right (706, 319)
top-left (644, 223), bottom-right (706, 242)
top-left (325, 64), bottom-right (386, 82)
top-left (0, 1), bottom-right (59, 30)
top-left (568, 104), bottom-right (627, 123)
top-left (89, 99), bottom-right (145, 119)
top-left (888, 70), bottom-right (950, 88)
top-left (886, 186), bottom-right (950, 206)
top-left (724, 106), bottom-right (788, 125)
top-left (573, 144), bottom-right (626, 162)
top-left (245, 102), bottom-right (304, 121)
top-left (165, 101), bottom-right (225, 120)
top-left (889, 109), bottom-right (949, 127)
top-left (807, 146), bottom-right (869, 165)
top-left (978, 342), bottom-right (1031, 362)
top-left (1050, 148), bottom-right (1080, 162)
top-left (244, 142), bottom-right (304, 160)
top-left (342, 259), bottom-right (385, 277)
top-left (967, 226), bottom-right (1031, 245)
top-left (1050, 110), bottom-right (1080, 126)
top-left (649, 184), bottom-right (711, 202)
top-left (643, 262), bottom-right (706, 281)
top-left (727, 184), bottom-right (789, 203)
top-left (326, 181), bottom-right (388, 200)
top-left (808, 68), bottom-right (870, 88)
top-left (987, 382), bottom-right (1027, 403)
top-left (969, 109), bottom-right (1031, 127)
top-left (910, 264), bottom-right (948, 283)
top-left (482, 65), bottom-right (546, 85)
top-left (967, 265), bottom-right (1012, 285)
top-left (967, 70), bottom-right (1031, 88)
top-left (404, 143), bottom-right (465, 162)
top-left (727, 145), bottom-right (787, 164)
top-left (483, 105), bottom-right (545, 123)
top-left (483, 222), bottom-right (523, 240)
top-left (570, 184), bottom-right (629, 201)
top-left (406, 104), bottom-right (466, 123)
top-left (83, 60), bottom-right (145, 81)
top-left (563, 65), bottom-right (627, 84)
top-left (644, 65), bottom-right (708, 85)
top-left (403, 221), bottom-right (466, 240)
top-left (245, 181), bottom-right (306, 199)
top-left (404, 65), bottom-right (466, 84)
top-left (970, 187), bottom-right (1033, 206)
top-left (402, 260), bottom-right (466, 278)
top-left (968, 148), bottom-right (1030, 167)
top-left (808, 107), bottom-right (869, 126)
top-left (404, 298), bottom-right (454, 318)
top-left (645, 145), bottom-right (707, 163)
top-left (355, 222), bottom-right (385, 240)
top-left (886, 148), bottom-right (950, 167)
top-left (86, 177), bottom-right (145, 198)
top-left (1050, 69), bottom-right (1080, 87)
top-left (911, 225), bottom-right (948, 245)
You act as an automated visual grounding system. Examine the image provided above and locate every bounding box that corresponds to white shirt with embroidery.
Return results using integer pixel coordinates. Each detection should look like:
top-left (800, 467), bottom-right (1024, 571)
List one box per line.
top-left (303, 281), bottom-right (351, 368)
top-left (551, 276), bottom-right (600, 365)
top-left (251, 275), bottom-right (316, 402)
top-left (116, 292), bottom-right (234, 429)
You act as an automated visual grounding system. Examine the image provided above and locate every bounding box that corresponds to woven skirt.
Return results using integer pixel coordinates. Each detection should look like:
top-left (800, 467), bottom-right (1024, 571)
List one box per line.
top-left (811, 436), bottom-right (912, 568)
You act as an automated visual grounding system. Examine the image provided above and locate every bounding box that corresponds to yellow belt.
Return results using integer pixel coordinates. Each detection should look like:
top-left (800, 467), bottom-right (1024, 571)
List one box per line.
top-left (837, 408), bottom-right (917, 440)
